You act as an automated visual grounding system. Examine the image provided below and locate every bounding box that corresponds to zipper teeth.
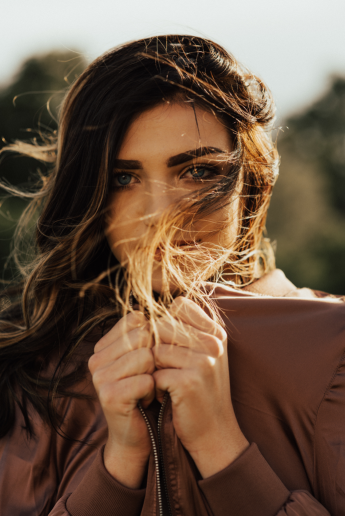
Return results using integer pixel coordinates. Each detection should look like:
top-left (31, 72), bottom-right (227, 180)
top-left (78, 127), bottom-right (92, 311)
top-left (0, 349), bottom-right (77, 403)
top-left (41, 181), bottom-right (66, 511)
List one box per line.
top-left (137, 401), bottom-right (163, 516)
top-left (158, 393), bottom-right (173, 516)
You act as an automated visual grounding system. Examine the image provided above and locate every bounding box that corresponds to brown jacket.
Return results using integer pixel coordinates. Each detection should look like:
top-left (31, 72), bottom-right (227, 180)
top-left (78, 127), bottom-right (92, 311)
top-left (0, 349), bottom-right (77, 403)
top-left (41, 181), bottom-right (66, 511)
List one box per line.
top-left (1, 270), bottom-right (345, 516)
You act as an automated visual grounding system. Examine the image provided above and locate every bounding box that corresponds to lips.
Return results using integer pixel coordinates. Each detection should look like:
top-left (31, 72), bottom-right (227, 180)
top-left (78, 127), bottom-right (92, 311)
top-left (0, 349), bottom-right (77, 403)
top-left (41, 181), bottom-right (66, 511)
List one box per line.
top-left (172, 240), bottom-right (200, 247)
top-left (154, 240), bottom-right (201, 261)
top-left (154, 248), bottom-right (163, 261)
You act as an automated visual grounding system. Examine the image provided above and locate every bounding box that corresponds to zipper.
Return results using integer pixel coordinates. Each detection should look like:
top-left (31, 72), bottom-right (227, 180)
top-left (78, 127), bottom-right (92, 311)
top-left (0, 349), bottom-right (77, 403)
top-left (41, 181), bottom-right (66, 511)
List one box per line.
top-left (137, 392), bottom-right (172, 516)
top-left (157, 393), bottom-right (173, 516)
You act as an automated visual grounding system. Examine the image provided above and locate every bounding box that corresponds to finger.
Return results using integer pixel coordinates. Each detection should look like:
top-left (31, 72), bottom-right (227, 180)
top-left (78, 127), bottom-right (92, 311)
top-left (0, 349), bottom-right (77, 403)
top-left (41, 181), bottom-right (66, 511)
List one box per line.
top-left (153, 368), bottom-right (184, 403)
top-left (169, 297), bottom-right (226, 341)
top-left (155, 319), bottom-right (223, 358)
top-left (89, 327), bottom-right (153, 373)
top-left (153, 343), bottom-right (216, 371)
top-left (95, 311), bottom-right (148, 353)
top-left (100, 374), bottom-right (155, 413)
top-left (91, 347), bottom-right (155, 383)
top-left (140, 387), bottom-right (156, 409)
top-left (122, 374), bottom-right (155, 408)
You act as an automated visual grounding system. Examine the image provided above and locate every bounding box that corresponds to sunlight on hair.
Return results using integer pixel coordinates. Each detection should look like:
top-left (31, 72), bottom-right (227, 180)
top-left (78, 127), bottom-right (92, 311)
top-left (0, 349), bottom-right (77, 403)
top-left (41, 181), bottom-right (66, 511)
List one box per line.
top-left (0, 35), bottom-right (278, 435)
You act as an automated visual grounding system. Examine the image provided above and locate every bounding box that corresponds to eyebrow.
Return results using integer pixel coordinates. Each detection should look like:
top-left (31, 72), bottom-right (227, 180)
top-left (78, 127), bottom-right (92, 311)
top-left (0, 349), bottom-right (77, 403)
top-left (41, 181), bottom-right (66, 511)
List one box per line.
top-left (167, 146), bottom-right (226, 167)
top-left (113, 146), bottom-right (226, 170)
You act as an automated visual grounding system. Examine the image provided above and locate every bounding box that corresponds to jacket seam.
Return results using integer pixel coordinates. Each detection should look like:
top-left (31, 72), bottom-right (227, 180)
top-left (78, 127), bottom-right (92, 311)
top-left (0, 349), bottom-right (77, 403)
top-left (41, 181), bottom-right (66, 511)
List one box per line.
top-left (64, 493), bottom-right (73, 516)
top-left (312, 349), bottom-right (345, 493)
top-left (232, 397), bottom-right (286, 423)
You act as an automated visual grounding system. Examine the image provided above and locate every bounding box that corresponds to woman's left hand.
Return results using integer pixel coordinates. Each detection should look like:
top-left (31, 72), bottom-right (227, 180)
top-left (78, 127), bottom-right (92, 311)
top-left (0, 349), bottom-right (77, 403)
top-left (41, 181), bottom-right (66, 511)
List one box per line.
top-left (153, 296), bottom-right (249, 479)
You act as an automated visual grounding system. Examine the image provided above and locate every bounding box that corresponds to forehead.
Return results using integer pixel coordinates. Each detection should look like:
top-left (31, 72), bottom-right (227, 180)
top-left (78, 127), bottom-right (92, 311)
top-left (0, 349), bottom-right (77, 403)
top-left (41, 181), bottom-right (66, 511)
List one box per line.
top-left (118, 103), bottom-right (232, 160)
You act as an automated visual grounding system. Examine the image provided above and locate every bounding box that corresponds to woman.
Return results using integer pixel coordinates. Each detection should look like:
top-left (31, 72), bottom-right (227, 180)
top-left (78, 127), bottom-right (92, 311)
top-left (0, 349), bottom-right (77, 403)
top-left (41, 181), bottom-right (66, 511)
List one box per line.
top-left (0, 35), bottom-right (344, 516)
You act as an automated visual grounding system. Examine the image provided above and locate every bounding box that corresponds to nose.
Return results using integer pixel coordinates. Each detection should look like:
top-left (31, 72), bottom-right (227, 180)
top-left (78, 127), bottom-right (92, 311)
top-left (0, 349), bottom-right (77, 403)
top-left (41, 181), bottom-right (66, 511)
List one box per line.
top-left (142, 180), bottom-right (184, 227)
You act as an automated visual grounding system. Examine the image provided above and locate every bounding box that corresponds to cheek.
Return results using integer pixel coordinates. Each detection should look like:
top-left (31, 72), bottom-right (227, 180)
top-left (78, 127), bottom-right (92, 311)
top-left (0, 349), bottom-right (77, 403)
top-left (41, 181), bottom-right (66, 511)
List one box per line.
top-left (198, 201), bottom-right (239, 247)
top-left (226, 196), bottom-right (240, 243)
top-left (104, 195), bottom-right (144, 263)
top-left (104, 197), bottom-right (126, 262)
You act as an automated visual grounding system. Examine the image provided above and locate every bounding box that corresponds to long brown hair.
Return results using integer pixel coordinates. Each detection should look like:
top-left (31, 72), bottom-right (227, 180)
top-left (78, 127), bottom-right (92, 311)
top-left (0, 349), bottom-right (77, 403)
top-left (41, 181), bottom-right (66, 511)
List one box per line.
top-left (0, 35), bottom-right (278, 438)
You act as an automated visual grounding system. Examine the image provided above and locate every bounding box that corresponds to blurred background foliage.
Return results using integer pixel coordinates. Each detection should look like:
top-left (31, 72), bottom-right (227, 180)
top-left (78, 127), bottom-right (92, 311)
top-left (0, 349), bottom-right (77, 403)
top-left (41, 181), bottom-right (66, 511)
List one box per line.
top-left (267, 76), bottom-right (345, 294)
top-left (0, 52), bottom-right (87, 282)
top-left (0, 52), bottom-right (344, 293)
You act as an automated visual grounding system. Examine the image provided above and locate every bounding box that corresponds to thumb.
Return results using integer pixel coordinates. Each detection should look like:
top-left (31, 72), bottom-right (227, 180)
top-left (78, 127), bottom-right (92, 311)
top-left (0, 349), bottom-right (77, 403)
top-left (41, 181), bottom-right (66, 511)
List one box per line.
top-left (139, 380), bottom-right (156, 409)
top-left (153, 368), bottom-right (175, 404)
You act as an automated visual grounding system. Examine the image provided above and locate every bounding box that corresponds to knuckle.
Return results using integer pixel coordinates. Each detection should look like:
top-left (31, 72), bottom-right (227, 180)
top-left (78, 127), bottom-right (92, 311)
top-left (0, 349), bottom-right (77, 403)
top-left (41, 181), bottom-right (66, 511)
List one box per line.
top-left (121, 331), bottom-right (133, 349)
top-left (141, 374), bottom-right (155, 392)
top-left (170, 296), bottom-right (187, 314)
top-left (217, 325), bottom-right (227, 343)
top-left (171, 296), bottom-right (185, 307)
top-left (99, 384), bottom-right (117, 410)
top-left (195, 353), bottom-right (217, 376)
top-left (152, 345), bottom-right (161, 363)
top-left (88, 353), bottom-right (99, 374)
top-left (152, 342), bottom-right (168, 358)
top-left (91, 368), bottom-right (105, 388)
top-left (128, 311), bottom-right (147, 326)
top-left (139, 347), bottom-right (154, 369)
top-left (196, 353), bottom-right (210, 371)
top-left (94, 336), bottom-right (106, 354)
top-left (153, 343), bottom-right (166, 364)
top-left (153, 342), bottom-right (162, 355)
top-left (172, 296), bottom-right (197, 310)
top-left (206, 335), bottom-right (223, 357)
top-left (137, 328), bottom-right (152, 347)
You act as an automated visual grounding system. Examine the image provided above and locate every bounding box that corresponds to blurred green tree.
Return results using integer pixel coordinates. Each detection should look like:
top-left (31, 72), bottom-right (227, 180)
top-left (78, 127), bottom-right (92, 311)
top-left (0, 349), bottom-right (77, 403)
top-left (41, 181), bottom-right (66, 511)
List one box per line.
top-left (267, 76), bottom-right (345, 295)
top-left (0, 51), bottom-right (86, 281)
top-left (0, 52), bottom-right (344, 294)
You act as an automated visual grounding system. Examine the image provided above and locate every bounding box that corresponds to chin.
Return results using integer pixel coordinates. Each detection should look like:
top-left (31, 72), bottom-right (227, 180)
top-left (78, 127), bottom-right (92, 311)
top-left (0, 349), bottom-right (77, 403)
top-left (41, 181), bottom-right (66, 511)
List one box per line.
top-left (151, 268), bottom-right (181, 297)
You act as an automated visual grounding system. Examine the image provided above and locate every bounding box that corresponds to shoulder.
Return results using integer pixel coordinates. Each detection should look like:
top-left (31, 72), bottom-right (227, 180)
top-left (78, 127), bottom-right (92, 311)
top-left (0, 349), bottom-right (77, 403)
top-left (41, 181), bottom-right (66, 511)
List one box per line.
top-left (210, 270), bottom-right (345, 414)
top-left (211, 268), bottom-right (344, 302)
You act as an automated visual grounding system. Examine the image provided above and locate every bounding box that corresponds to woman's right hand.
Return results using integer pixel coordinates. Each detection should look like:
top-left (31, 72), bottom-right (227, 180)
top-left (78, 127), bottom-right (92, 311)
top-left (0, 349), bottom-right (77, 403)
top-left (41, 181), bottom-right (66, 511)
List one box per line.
top-left (88, 311), bottom-right (155, 488)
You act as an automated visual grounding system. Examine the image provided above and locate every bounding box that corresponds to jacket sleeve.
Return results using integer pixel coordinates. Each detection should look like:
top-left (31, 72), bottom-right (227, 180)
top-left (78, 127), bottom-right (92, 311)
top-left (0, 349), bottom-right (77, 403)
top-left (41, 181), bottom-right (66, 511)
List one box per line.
top-left (44, 374), bottom-right (146, 516)
top-left (196, 293), bottom-right (345, 516)
top-left (49, 446), bottom-right (146, 516)
top-left (198, 443), bottom-right (330, 516)
top-left (198, 332), bottom-right (345, 516)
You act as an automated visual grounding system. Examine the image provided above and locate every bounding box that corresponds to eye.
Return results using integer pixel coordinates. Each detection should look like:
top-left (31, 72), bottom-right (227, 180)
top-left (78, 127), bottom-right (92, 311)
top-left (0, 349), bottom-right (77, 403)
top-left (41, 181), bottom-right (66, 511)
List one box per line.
top-left (182, 165), bottom-right (218, 181)
top-left (112, 172), bottom-right (136, 188)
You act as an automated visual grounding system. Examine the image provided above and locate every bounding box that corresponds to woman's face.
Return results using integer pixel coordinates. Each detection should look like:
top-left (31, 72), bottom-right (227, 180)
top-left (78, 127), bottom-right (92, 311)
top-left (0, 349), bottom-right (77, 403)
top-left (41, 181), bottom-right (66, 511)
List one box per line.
top-left (105, 102), bottom-right (239, 294)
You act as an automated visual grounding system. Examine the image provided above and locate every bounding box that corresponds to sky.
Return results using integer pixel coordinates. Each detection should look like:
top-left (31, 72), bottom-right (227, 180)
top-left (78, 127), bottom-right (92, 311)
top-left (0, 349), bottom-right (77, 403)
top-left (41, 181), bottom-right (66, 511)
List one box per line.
top-left (1, 0), bottom-right (345, 120)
